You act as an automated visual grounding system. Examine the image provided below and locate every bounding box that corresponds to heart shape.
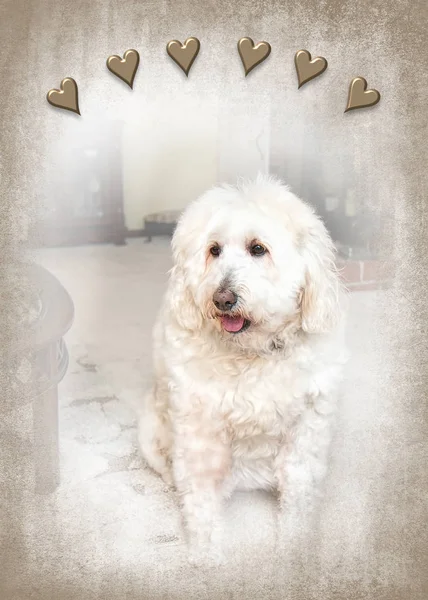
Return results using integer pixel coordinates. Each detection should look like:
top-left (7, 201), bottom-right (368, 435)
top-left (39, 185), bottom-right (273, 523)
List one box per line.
top-left (345, 77), bottom-right (381, 112)
top-left (294, 49), bottom-right (328, 88)
top-left (238, 37), bottom-right (271, 76)
top-left (166, 37), bottom-right (200, 76)
top-left (106, 49), bottom-right (140, 88)
top-left (46, 78), bottom-right (80, 115)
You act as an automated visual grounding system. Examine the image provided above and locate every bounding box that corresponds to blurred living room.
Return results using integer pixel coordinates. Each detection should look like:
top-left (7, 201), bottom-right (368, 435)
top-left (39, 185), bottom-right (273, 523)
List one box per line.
top-left (8, 98), bottom-right (395, 594)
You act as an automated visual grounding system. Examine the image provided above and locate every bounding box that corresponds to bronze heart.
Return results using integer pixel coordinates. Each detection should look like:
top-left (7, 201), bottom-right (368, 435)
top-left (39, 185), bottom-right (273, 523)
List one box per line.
top-left (294, 49), bottom-right (328, 88)
top-left (345, 77), bottom-right (381, 112)
top-left (166, 37), bottom-right (200, 76)
top-left (106, 49), bottom-right (140, 88)
top-left (46, 78), bottom-right (80, 115)
top-left (238, 37), bottom-right (271, 76)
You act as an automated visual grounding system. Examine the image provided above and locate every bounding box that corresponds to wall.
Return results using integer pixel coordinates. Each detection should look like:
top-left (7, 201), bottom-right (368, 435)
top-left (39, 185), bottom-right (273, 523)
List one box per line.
top-left (121, 95), bottom-right (272, 231)
top-left (121, 99), bottom-right (219, 230)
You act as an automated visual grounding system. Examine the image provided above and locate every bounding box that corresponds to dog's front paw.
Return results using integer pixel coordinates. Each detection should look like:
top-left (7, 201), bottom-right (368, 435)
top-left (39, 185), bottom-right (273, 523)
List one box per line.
top-left (160, 468), bottom-right (174, 487)
top-left (187, 542), bottom-right (226, 568)
top-left (275, 503), bottom-right (314, 554)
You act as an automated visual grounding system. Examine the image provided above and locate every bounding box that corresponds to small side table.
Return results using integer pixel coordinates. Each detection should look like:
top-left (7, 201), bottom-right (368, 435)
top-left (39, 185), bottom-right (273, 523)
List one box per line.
top-left (142, 210), bottom-right (182, 242)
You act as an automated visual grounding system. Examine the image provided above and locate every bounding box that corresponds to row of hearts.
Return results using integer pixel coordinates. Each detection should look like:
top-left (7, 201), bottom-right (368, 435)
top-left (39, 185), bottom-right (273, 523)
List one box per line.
top-left (47, 38), bottom-right (381, 116)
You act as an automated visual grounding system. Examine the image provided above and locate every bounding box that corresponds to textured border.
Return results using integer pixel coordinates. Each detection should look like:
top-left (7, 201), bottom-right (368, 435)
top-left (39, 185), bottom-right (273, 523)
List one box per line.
top-left (1, 1), bottom-right (427, 598)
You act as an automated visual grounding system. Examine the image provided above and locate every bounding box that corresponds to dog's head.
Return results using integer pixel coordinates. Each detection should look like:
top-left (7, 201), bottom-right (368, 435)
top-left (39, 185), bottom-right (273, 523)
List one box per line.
top-left (169, 175), bottom-right (343, 353)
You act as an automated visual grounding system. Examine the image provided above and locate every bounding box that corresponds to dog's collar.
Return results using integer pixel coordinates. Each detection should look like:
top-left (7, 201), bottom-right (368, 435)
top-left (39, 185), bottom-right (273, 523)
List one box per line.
top-left (270, 338), bottom-right (285, 352)
top-left (269, 326), bottom-right (306, 355)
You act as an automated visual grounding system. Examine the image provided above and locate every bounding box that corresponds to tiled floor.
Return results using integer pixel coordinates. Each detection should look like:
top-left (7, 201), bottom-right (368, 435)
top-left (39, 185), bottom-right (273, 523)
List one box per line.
top-left (4, 239), bottom-right (419, 599)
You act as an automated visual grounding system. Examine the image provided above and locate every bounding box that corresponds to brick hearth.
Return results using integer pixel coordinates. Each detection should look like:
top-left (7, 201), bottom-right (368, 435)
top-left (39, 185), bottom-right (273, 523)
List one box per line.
top-left (337, 259), bottom-right (393, 291)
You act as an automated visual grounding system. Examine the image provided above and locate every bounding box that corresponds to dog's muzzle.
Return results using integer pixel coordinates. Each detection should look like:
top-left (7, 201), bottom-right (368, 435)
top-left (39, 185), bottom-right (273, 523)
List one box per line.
top-left (212, 288), bottom-right (238, 312)
top-left (212, 287), bottom-right (250, 334)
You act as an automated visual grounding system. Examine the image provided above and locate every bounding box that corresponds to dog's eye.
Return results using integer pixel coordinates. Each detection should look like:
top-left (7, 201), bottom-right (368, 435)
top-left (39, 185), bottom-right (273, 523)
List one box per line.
top-left (249, 243), bottom-right (266, 257)
top-left (209, 245), bottom-right (221, 257)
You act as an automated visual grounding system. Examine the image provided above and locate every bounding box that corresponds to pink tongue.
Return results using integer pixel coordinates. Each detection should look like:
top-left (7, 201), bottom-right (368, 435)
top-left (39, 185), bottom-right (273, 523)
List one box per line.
top-left (220, 315), bottom-right (245, 332)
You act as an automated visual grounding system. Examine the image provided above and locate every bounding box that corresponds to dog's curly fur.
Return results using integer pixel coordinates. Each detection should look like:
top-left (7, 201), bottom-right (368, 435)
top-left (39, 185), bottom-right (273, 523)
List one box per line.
top-left (138, 175), bottom-right (348, 563)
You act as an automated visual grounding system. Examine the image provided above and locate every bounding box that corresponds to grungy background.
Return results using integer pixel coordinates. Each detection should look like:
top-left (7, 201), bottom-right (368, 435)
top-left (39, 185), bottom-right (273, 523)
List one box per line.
top-left (1, 0), bottom-right (427, 599)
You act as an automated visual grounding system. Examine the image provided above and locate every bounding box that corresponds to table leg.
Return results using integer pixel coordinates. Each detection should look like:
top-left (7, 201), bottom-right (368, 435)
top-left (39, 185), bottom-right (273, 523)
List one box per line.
top-left (33, 343), bottom-right (60, 495)
top-left (33, 385), bottom-right (60, 494)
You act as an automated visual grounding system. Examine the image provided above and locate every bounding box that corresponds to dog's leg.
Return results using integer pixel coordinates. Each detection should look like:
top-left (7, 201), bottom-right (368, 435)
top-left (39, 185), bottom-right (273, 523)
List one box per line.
top-left (275, 395), bottom-right (335, 546)
top-left (172, 413), bottom-right (231, 566)
top-left (138, 387), bottom-right (173, 486)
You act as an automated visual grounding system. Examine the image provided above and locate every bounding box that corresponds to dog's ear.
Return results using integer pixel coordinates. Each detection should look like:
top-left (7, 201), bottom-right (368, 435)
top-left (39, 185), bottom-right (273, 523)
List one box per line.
top-left (167, 265), bottom-right (204, 333)
top-left (300, 219), bottom-right (343, 334)
top-left (168, 215), bottom-right (208, 332)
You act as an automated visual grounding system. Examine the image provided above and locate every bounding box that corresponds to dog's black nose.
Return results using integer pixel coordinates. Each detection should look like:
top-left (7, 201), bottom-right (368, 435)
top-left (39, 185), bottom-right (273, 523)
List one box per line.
top-left (213, 289), bottom-right (238, 312)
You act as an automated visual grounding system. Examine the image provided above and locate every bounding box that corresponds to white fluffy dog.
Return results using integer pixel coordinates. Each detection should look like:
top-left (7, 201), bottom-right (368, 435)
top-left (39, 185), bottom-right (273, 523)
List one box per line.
top-left (138, 175), bottom-right (348, 563)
